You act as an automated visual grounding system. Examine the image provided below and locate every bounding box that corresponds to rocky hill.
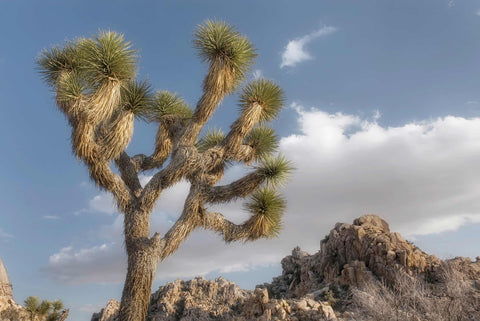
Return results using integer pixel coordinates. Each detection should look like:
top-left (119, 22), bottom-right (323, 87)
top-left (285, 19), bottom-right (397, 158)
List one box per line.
top-left (0, 258), bottom-right (29, 321)
top-left (93, 215), bottom-right (480, 321)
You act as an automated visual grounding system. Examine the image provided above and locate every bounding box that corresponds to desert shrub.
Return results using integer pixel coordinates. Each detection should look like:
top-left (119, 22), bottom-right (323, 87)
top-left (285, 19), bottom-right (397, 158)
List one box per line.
top-left (349, 262), bottom-right (479, 321)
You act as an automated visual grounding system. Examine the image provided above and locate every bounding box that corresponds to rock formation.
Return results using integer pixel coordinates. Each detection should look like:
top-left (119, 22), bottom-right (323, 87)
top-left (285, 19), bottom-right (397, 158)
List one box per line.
top-left (93, 215), bottom-right (480, 321)
top-left (0, 258), bottom-right (29, 321)
top-left (0, 259), bottom-right (12, 299)
top-left (267, 215), bottom-right (443, 298)
top-left (92, 277), bottom-right (336, 321)
top-left (92, 300), bottom-right (120, 321)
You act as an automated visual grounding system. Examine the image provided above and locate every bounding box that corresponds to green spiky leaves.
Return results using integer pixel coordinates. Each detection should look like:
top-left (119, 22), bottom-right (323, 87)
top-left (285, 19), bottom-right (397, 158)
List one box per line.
top-left (147, 91), bottom-right (193, 122)
top-left (56, 71), bottom-right (86, 105)
top-left (260, 155), bottom-right (294, 187)
top-left (51, 300), bottom-right (63, 312)
top-left (194, 20), bottom-right (257, 89)
top-left (38, 31), bottom-right (137, 88)
top-left (245, 126), bottom-right (279, 160)
top-left (38, 300), bottom-right (52, 316)
top-left (240, 79), bottom-right (285, 123)
top-left (80, 31), bottom-right (137, 84)
top-left (244, 188), bottom-right (285, 239)
top-left (197, 128), bottom-right (225, 152)
top-left (37, 43), bottom-right (81, 86)
top-left (24, 296), bottom-right (40, 313)
top-left (120, 80), bottom-right (152, 117)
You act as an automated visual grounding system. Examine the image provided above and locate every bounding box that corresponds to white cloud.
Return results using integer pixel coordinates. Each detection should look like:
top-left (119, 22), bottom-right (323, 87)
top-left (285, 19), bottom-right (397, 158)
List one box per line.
top-left (43, 215), bottom-right (60, 220)
top-left (89, 193), bottom-right (116, 214)
top-left (77, 304), bottom-right (105, 313)
top-left (280, 26), bottom-right (336, 68)
top-left (280, 103), bottom-right (480, 240)
top-left (0, 228), bottom-right (13, 241)
top-left (45, 243), bottom-right (125, 283)
top-left (45, 106), bottom-right (480, 283)
top-left (74, 192), bottom-right (116, 216)
top-left (252, 69), bottom-right (263, 80)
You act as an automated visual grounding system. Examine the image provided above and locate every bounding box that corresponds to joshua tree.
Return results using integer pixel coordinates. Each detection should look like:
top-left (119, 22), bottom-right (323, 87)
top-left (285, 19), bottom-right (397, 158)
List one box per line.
top-left (24, 297), bottom-right (64, 321)
top-left (24, 296), bottom-right (40, 321)
top-left (38, 20), bottom-right (291, 321)
top-left (47, 300), bottom-right (64, 321)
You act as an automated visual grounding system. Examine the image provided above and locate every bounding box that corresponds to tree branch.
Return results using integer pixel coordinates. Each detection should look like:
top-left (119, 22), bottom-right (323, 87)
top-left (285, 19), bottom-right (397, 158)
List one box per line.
top-left (87, 158), bottom-right (133, 212)
top-left (200, 211), bottom-right (249, 242)
top-left (158, 186), bottom-right (202, 260)
top-left (202, 170), bottom-right (264, 204)
top-left (139, 146), bottom-right (199, 212)
top-left (69, 116), bottom-right (134, 211)
top-left (180, 66), bottom-right (230, 145)
top-left (222, 102), bottom-right (262, 156)
top-left (116, 152), bottom-right (142, 197)
top-left (128, 118), bottom-right (185, 172)
top-left (224, 144), bottom-right (255, 163)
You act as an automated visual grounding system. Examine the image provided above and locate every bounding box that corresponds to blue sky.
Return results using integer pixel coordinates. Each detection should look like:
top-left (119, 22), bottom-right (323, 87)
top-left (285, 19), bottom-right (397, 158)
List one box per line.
top-left (1, 1), bottom-right (480, 320)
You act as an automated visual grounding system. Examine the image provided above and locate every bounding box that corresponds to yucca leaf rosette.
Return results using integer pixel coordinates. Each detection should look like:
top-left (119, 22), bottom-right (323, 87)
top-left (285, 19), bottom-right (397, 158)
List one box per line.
top-left (79, 31), bottom-right (137, 85)
top-left (239, 78), bottom-right (285, 124)
top-left (37, 41), bottom-right (82, 87)
top-left (194, 20), bottom-right (257, 94)
top-left (244, 126), bottom-right (278, 160)
top-left (197, 128), bottom-right (226, 153)
top-left (148, 91), bottom-right (192, 159)
top-left (260, 155), bottom-right (294, 187)
top-left (244, 188), bottom-right (286, 240)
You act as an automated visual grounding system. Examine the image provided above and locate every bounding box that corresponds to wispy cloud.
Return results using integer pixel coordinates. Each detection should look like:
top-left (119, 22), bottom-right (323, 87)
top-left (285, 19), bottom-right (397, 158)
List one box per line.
top-left (280, 26), bottom-right (336, 68)
top-left (74, 192), bottom-right (116, 216)
top-left (0, 228), bottom-right (13, 241)
top-left (252, 69), bottom-right (263, 80)
top-left (78, 303), bottom-right (105, 313)
top-left (43, 215), bottom-right (61, 220)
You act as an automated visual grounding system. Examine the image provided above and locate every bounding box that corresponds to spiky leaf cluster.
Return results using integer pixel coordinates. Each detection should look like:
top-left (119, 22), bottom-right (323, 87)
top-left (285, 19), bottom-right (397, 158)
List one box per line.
top-left (38, 300), bottom-right (52, 316)
top-left (37, 42), bottom-right (81, 86)
top-left (120, 80), bottom-right (152, 117)
top-left (79, 31), bottom-right (137, 85)
top-left (24, 296), bottom-right (40, 313)
top-left (240, 79), bottom-right (285, 123)
top-left (193, 20), bottom-right (256, 88)
top-left (38, 32), bottom-right (137, 90)
top-left (245, 126), bottom-right (278, 160)
top-left (260, 155), bottom-right (293, 187)
top-left (197, 128), bottom-right (225, 153)
top-left (46, 300), bottom-right (64, 321)
top-left (147, 91), bottom-right (192, 122)
top-left (245, 188), bottom-right (285, 239)
top-left (56, 72), bottom-right (86, 104)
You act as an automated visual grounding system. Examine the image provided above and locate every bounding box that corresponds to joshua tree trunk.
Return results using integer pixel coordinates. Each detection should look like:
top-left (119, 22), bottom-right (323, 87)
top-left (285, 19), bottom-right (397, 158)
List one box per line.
top-left (38, 20), bottom-right (291, 321)
top-left (119, 208), bottom-right (160, 321)
top-left (119, 246), bottom-right (159, 321)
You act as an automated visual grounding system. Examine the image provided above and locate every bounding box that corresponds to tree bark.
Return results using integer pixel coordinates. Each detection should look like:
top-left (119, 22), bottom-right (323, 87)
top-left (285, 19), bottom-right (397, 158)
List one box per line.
top-left (118, 208), bottom-right (160, 321)
top-left (118, 249), bottom-right (159, 321)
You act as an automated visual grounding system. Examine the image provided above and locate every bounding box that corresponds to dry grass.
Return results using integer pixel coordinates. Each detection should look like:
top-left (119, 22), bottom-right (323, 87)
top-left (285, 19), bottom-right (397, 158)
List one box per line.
top-left (349, 263), bottom-right (479, 321)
